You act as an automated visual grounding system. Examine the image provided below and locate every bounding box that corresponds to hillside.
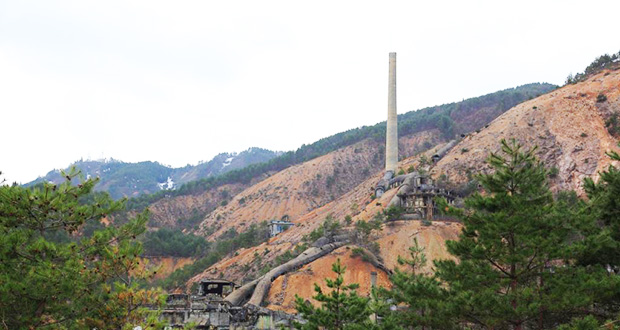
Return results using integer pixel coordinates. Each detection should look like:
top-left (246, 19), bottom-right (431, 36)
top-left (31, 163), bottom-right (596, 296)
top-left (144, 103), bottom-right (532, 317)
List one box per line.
top-left (125, 83), bottom-right (553, 230)
top-left (187, 145), bottom-right (460, 292)
top-left (432, 68), bottom-right (620, 195)
top-left (179, 71), bottom-right (619, 310)
top-left (195, 131), bottom-right (438, 239)
top-left (25, 147), bottom-right (278, 200)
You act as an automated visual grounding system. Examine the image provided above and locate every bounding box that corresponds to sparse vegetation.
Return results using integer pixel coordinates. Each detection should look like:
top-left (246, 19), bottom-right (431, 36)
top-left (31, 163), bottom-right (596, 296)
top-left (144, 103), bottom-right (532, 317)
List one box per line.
top-left (350, 247), bottom-right (373, 262)
top-left (382, 205), bottom-right (405, 221)
top-left (606, 113), bottom-right (619, 136)
top-left (565, 50), bottom-right (620, 85)
top-left (302, 216), bottom-right (342, 243)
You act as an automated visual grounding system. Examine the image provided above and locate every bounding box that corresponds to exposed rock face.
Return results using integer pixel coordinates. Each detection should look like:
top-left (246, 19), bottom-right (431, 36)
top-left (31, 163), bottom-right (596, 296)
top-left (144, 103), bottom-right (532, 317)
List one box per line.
top-left (432, 69), bottom-right (620, 195)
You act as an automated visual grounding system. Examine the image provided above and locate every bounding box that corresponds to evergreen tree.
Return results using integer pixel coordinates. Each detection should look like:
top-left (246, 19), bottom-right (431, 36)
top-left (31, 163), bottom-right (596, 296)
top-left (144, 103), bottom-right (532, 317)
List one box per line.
top-left (582, 148), bottom-right (620, 268)
top-left (380, 239), bottom-right (454, 330)
top-left (577, 147), bottom-right (620, 322)
top-left (434, 139), bottom-right (610, 329)
top-left (0, 168), bottom-right (165, 330)
top-left (293, 259), bottom-right (376, 330)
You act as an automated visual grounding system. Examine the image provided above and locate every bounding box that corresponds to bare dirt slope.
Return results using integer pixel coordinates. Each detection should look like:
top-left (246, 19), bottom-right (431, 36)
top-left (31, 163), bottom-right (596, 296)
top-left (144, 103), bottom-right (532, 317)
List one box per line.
top-left (195, 131), bottom-right (440, 240)
top-left (432, 69), bottom-right (620, 195)
top-left (265, 247), bottom-right (392, 313)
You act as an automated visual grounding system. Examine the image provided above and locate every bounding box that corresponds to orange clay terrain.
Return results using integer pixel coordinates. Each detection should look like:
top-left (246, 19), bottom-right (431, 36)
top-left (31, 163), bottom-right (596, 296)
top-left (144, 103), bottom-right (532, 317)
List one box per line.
top-left (266, 247), bottom-right (392, 313)
top-left (432, 69), bottom-right (620, 195)
top-left (185, 69), bottom-right (618, 309)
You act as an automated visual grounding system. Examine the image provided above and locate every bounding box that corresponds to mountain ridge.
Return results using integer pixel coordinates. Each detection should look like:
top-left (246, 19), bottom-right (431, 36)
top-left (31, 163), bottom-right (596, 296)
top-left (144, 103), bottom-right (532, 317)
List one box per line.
top-left (24, 147), bottom-right (280, 200)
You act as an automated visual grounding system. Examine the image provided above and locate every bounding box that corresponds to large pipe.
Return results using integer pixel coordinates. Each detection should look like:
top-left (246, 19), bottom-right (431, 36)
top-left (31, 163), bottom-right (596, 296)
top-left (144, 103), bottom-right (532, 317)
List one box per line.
top-left (385, 52), bottom-right (398, 174)
top-left (432, 139), bottom-right (458, 162)
top-left (388, 173), bottom-right (415, 208)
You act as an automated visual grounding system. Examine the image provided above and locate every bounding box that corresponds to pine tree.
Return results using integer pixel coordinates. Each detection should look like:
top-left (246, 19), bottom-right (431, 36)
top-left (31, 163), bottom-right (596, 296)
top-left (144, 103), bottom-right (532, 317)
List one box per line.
top-left (0, 167), bottom-right (166, 330)
top-left (582, 148), bottom-right (620, 268)
top-left (380, 239), bottom-right (455, 330)
top-left (433, 139), bottom-right (609, 329)
top-left (293, 259), bottom-right (376, 330)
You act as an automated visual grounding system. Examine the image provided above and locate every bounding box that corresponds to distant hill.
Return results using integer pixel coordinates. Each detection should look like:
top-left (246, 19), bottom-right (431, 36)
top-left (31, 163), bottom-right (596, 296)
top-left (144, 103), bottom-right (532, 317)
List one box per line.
top-left (24, 147), bottom-right (280, 199)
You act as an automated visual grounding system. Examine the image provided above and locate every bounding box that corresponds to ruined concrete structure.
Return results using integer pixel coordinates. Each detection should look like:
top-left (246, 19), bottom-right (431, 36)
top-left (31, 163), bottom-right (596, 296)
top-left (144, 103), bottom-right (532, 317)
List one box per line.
top-left (268, 220), bottom-right (294, 237)
top-left (161, 279), bottom-right (297, 329)
top-left (387, 172), bottom-right (456, 220)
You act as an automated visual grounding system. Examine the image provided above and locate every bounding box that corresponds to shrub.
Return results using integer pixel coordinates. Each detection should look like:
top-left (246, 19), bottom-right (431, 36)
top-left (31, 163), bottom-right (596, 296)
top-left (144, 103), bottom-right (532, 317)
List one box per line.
top-left (548, 167), bottom-right (560, 178)
top-left (344, 215), bottom-right (353, 225)
top-left (383, 205), bottom-right (406, 221)
top-left (597, 93), bottom-right (608, 103)
top-left (606, 113), bottom-right (619, 135)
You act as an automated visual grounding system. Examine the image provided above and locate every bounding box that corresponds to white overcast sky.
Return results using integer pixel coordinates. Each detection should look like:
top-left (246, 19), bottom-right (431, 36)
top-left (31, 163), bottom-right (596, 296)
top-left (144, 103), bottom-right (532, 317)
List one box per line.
top-left (1, 0), bottom-right (619, 184)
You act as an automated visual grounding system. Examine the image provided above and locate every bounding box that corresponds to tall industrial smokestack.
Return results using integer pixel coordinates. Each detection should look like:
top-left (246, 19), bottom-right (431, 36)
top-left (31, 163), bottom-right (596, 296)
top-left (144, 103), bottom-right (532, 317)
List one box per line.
top-left (385, 52), bottom-right (398, 174)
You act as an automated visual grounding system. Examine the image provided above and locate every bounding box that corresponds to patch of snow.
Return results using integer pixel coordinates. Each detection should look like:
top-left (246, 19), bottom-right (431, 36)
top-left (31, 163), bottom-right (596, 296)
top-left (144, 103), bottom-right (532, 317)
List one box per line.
top-left (221, 156), bottom-right (234, 168)
top-left (158, 177), bottom-right (175, 190)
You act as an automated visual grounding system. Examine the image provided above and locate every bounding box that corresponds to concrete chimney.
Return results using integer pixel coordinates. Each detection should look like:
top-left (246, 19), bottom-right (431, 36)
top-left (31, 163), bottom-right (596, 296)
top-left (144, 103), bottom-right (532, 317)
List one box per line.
top-left (385, 52), bottom-right (398, 174)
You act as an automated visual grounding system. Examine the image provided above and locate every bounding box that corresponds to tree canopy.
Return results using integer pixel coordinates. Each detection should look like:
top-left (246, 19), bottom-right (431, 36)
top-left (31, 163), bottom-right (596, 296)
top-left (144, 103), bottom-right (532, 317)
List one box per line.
top-left (0, 168), bottom-right (165, 330)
